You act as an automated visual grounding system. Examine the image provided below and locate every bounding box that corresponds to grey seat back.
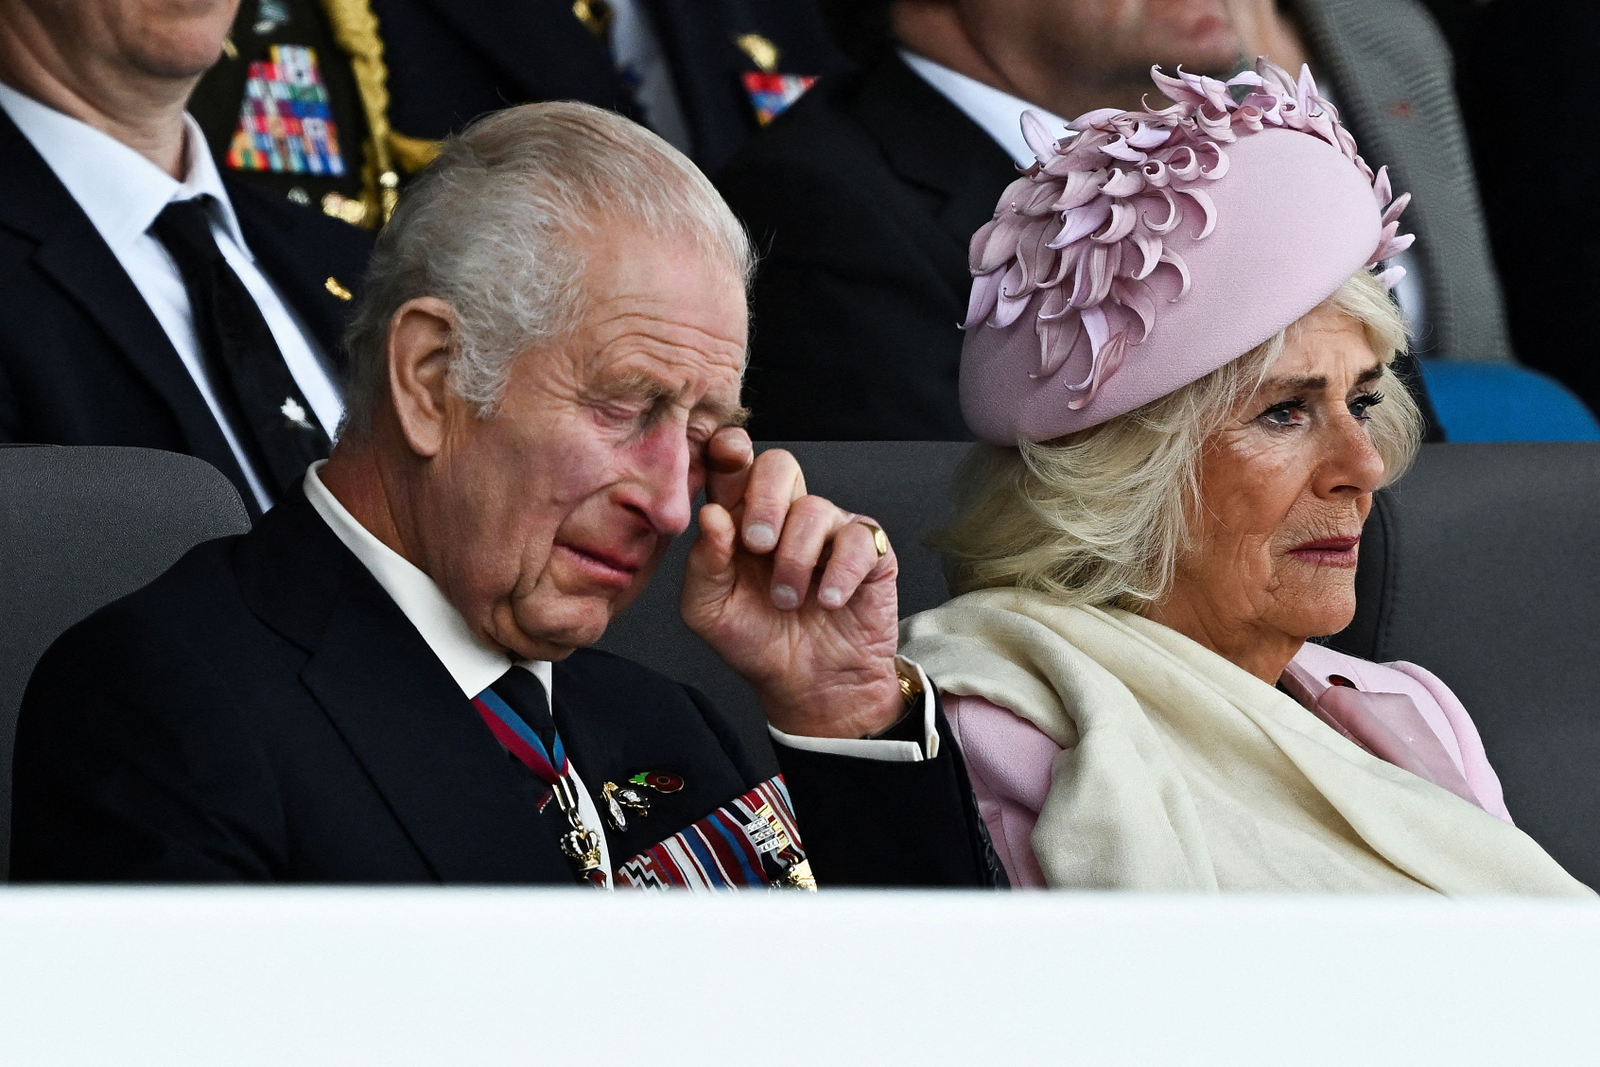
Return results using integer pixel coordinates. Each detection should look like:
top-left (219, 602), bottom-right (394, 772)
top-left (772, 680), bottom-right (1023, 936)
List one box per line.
top-left (1330, 442), bottom-right (1600, 887)
top-left (0, 446), bottom-right (251, 879)
top-left (598, 442), bottom-right (973, 773)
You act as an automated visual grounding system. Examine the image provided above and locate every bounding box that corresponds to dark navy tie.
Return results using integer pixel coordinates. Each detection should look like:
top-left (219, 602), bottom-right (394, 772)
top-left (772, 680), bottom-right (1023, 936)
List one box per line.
top-left (150, 196), bottom-right (330, 499)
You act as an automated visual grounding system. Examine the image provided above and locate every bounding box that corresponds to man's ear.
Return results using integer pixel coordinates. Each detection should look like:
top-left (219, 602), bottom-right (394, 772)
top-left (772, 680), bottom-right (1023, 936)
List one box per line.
top-left (385, 297), bottom-right (457, 458)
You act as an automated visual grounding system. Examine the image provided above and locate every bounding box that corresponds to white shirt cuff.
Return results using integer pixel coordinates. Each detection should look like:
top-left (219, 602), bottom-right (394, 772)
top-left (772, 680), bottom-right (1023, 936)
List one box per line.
top-left (767, 657), bottom-right (939, 762)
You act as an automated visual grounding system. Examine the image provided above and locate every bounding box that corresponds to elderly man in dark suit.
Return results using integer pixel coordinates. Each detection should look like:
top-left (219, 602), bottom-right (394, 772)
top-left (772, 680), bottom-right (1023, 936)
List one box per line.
top-left (718, 0), bottom-right (1492, 441)
top-left (0, 0), bottom-right (373, 518)
top-left (10, 101), bottom-right (993, 888)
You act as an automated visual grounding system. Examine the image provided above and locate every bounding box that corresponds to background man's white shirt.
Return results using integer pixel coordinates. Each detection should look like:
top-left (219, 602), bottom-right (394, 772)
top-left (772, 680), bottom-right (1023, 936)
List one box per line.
top-left (0, 81), bottom-right (344, 513)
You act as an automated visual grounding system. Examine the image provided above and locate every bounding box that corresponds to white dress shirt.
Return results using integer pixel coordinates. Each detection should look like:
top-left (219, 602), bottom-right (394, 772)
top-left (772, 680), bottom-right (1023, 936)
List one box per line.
top-left (302, 461), bottom-right (939, 887)
top-left (900, 50), bottom-right (1429, 339)
top-left (0, 82), bottom-right (344, 514)
top-left (900, 49), bottom-right (1071, 169)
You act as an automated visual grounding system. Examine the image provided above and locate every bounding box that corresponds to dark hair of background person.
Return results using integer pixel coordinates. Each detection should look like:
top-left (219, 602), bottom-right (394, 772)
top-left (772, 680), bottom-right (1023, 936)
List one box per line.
top-left (817, 0), bottom-right (894, 63)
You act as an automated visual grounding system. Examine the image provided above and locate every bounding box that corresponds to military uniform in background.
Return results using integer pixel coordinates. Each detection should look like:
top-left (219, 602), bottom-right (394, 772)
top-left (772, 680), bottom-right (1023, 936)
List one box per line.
top-left (192, 0), bottom-right (849, 228)
top-left (192, 0), bottom-right (400, 230)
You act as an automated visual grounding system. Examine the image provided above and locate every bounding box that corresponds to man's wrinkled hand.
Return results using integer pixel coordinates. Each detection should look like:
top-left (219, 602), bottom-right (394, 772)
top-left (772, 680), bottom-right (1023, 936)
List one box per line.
top-left (680, 429), bottom-right (905, 738)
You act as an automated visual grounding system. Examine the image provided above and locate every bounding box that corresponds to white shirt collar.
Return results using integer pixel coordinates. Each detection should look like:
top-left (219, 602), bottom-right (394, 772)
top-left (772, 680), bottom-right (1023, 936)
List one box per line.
top-left (0, 80), bottom-right (249, 256)
top-left (898, 49), bottom-right (1073, 169)
top-left (302, 462), bottom-right (554, 701)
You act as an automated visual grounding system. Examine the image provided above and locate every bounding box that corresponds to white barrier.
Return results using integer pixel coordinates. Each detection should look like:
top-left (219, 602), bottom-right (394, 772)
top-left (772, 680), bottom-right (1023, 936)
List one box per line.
top-left (0, 889), bottom-right (1595, 1065)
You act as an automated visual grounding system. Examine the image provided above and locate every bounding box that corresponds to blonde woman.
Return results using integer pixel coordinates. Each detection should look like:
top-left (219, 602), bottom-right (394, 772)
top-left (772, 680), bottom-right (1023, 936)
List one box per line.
top-left (901, 61), bottom-right (1590, 895)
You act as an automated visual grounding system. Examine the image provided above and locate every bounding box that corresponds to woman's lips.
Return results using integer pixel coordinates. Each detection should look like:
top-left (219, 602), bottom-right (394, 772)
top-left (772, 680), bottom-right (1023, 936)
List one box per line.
top-left (1287, 535), bottom-right (1361, 569)
top-left (554, 542), bottom-right (643, 589)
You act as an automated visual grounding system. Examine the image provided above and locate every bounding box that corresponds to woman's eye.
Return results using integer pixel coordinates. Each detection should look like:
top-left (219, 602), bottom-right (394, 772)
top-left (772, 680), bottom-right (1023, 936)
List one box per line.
top-left (1348, 391), bottom-right (1384, 421)
top-left (1259, 400), bottom-right (1306, 427)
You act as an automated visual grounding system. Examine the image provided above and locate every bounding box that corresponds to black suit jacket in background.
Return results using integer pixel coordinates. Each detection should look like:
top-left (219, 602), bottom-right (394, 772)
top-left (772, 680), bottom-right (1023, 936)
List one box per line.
top-left (9, 489), bottom-right (991, 887)
top-left (718, 56), bottom-right (1012, 440)
top-left (371, 0), bottom-right (848, 174)
top-left (0, 108), bottom-right (374, 518)
top-left (717, 54), bottom-right (1443, 442)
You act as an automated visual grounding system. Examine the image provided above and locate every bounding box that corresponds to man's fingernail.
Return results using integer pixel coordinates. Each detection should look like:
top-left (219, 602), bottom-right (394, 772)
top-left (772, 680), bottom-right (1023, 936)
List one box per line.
top-left (771, 585), bottom-right (799, 610)
top-left (745, 522), bottom-right (776, 550)
top-left (819, 587), bottom-right (844, 609)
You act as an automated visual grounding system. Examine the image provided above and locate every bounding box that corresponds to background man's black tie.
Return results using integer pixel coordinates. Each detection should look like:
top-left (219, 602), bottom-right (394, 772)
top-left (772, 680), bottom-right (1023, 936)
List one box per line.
top-left (150, 196), bottom-right (331, 499)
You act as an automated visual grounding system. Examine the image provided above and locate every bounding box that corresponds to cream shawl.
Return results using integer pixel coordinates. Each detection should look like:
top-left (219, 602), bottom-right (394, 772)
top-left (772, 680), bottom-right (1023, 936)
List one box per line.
top-left (901, 588), bottom-right (1591, 896)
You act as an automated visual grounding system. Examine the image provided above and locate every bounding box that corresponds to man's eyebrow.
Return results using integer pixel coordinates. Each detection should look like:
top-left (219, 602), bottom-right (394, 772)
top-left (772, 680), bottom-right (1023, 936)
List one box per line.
top-left (599, 371), bottom-right (749, 426)
top-left (597, 371), bottom-right (674, 402)
top-left (710, 403), bottom-right (751, 429)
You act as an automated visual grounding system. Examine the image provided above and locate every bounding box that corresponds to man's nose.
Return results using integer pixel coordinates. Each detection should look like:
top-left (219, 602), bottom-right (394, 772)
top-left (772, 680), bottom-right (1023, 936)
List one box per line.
top-left (621, 427), bottom-right (695, 536)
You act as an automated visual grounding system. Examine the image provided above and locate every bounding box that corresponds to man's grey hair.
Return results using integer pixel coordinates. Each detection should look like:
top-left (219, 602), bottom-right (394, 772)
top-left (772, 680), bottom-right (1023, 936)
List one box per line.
top-left (341, 101), bottom-right (755, 438)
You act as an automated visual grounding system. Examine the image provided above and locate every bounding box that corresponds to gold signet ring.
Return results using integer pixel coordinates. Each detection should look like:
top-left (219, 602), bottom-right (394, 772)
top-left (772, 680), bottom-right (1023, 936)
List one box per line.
top-left (854, 519), bottom-right (889, 560)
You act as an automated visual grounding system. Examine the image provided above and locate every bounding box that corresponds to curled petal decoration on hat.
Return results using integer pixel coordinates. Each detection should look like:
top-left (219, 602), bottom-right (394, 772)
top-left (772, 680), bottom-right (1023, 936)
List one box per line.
top-left (963, 57), bottom-right (1415, 406)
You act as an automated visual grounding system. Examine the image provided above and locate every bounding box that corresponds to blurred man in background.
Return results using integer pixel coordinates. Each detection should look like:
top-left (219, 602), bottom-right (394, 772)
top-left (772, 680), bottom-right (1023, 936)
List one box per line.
top-left (0, 0), bottom-right (371, 516)
top-left (719, 0), bottom-right (1492, 440)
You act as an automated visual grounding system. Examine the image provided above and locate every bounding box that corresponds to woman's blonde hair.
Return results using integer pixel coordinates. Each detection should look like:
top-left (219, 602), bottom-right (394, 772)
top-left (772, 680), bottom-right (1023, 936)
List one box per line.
top-left (936, 271), bottom-right (1424, 610)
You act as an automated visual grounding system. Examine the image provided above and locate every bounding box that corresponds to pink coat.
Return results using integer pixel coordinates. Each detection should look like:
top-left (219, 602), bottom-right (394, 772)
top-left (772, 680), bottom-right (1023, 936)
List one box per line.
top-left (947, 643), bottom-right (1514, 888)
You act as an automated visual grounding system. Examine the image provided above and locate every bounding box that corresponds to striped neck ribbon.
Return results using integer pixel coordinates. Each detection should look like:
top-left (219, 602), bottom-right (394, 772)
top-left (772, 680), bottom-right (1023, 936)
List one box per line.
top-left (472, 687), bottom-right (567, 785)
top-left (472, 686), bottom-right (608, 888)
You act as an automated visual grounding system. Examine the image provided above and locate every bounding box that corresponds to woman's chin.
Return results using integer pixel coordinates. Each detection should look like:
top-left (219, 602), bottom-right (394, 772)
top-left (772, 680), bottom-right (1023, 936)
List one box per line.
top-left (1273, 577), bottom-right (1359, 640)
top-left (1287, 599), bottom-right (1358, 641)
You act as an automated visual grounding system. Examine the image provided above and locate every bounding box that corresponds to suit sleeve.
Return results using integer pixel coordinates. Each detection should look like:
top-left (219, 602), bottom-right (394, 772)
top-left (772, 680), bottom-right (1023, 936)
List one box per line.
top-left (771, 687), bottom-right (1001, 888)
top-left (9, 607), bottom-right (283, 882)
top-left (717, 159), bottom-right (971, 441)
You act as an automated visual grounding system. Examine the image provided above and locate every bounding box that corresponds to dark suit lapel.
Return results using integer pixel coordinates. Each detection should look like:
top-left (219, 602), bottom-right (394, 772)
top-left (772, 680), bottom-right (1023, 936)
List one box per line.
top-left (413, 0), bottom-right (640, 118)
top-left (238, 493), bottom-right (572, 883)
top-left (0, 109), bottom-right (251, 498)
top-left (853, 56), bottom-right (1020, 250)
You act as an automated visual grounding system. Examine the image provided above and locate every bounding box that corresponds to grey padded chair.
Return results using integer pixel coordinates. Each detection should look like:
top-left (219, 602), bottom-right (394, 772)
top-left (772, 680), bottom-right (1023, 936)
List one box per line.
top-left (1329, 443), bottom-right (1600, 888)
top-left (0, 445), bottom-right (251, 879)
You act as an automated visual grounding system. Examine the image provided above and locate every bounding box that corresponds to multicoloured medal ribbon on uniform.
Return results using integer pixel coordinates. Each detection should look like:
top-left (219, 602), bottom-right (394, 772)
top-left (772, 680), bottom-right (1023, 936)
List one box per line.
top-left (741, 72), bottom-right (818, 126)
top-left (225, 44), bottom-right (345, 177)
top-left (615, 776), bottom-right (815, 892)
top-left (472, 688), bottom-right (608, 887)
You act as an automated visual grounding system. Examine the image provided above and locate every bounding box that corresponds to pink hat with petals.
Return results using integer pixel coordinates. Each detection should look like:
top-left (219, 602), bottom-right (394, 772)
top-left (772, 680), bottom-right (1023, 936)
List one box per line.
top-left (959, 59), bottom-right (1414, 443)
